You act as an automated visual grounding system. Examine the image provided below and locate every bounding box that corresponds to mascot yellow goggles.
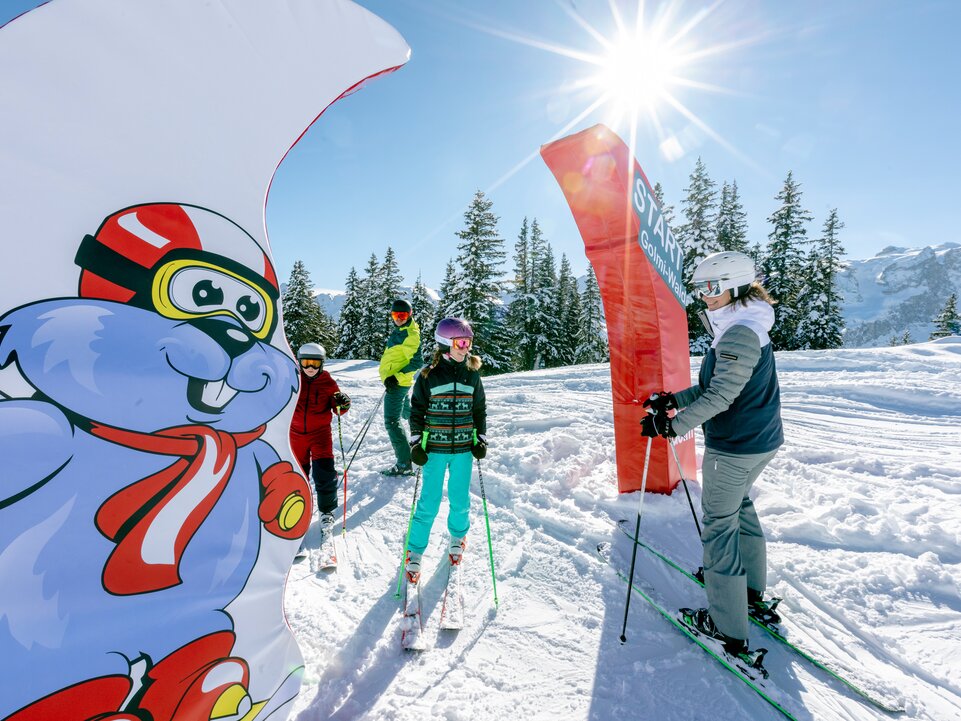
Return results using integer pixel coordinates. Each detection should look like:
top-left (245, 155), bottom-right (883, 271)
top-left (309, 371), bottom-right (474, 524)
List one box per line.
top-left (152, 259), bottom-right (276, 340)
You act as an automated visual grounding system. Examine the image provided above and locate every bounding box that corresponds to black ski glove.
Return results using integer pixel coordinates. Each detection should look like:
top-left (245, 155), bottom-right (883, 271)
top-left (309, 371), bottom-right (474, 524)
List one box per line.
top-left (332, 391), bottom-right (351, 414)
top-left (642, 391), bottom-right (677, 415)
top-left (471, 434), bottom-right (488, 460)
top-left (409, 435), bottom-right (428, 466)
top-left (640, 412), bottom-right (675, 439)
top-left (384, 375), bottom-right (399, 390)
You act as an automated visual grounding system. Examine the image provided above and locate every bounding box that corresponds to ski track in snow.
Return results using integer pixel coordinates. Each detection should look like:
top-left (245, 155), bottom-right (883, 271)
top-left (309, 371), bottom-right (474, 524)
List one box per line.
top-left (287, 338), bottom-right (961, 721)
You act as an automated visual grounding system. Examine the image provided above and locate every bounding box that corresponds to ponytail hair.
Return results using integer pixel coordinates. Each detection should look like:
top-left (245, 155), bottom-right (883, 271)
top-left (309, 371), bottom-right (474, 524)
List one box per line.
top-left (733, 281), bottom-right (776, 308)
top-left (424, 347), bottom-right (444, 377)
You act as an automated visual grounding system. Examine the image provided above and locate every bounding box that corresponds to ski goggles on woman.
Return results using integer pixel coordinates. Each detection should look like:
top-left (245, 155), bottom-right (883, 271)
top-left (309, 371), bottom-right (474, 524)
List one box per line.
top-left (451, 337), bottom-right (472, 350)
top-left (391, 311), bottom-right (411, 323)
top-left (299, 358), bottom-right (323, 369)
top-left (693, 279), bottom-right (726, 298)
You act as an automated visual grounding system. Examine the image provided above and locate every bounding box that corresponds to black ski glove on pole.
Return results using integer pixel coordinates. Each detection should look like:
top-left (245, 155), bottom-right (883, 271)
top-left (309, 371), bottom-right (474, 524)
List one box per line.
top-left (409, 434), bottom-right (428, 466)
top-left (642, 391), bottom-right (677, 415)
top-left (471, 433), bottom-right (488, 460)
top-left (332, 391), bottom-right (351, 414)
top-left (640, 412), bottom-right (675, 439)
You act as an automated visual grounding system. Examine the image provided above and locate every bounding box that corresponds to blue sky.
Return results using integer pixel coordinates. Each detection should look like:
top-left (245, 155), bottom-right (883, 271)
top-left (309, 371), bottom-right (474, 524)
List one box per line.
top-left (4, 0), bottom-right (959, 291)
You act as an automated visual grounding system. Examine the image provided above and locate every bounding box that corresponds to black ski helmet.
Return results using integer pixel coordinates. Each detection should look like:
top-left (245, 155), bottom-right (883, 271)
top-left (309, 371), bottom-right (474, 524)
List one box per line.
top-left (391, 298), bottom-right (412, 314)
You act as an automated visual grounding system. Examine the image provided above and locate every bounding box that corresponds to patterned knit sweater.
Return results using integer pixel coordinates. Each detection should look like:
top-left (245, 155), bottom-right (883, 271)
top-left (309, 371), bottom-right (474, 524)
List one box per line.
top-left (410, 354), bottom-right (487, 454)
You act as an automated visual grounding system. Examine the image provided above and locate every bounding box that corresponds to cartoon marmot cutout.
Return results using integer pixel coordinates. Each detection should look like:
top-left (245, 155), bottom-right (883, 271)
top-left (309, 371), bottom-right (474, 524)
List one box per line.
top-left (0, 203), bottom-right (309, 721)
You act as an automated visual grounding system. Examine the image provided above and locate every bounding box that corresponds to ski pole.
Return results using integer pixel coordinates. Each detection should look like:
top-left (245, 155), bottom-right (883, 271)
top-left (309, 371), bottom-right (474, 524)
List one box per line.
top-left (476, 459), bottom-right (499, 608)
top-left (343, 400), bottom-right (372, 458)
top-left (668, 440), bottom-right (702, 538)
top-left (345, 389), bottom-right (386, 458)
top-left (341, 389), bottom-right (382, 460)
top-left (343, 403), bottom-right (376, 461)
top-left (336, 407), bottom-right (348, 536)
top-left (394, 466), bottom-right (422, 599)
top-left (619, 433), bottom-right (653, 643)
top-left (343, 389), bottom-right (386, 475)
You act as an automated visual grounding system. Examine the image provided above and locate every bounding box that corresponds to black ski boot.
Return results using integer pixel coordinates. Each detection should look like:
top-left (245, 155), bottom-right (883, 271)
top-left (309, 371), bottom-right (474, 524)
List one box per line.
top-left (748, 588), bottom-right (783, 627)
top-left (382, 463), bottom-right (414, 477)
top-left (679, 607), bottom-right (769, 679)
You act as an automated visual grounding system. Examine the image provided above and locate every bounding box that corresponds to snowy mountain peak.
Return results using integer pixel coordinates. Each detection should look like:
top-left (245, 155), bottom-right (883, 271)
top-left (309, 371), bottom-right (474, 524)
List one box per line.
top-left (840, 242), bottom-right (961, 347)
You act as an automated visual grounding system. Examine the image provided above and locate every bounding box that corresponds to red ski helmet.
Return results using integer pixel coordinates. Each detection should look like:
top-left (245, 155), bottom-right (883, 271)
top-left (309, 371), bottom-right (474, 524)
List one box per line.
top-left (76, 203), bottom-right (280, 340)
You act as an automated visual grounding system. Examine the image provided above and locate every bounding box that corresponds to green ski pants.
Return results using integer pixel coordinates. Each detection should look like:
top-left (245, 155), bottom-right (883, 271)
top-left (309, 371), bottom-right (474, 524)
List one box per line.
top-left (384, 384), bottom-right (412, 467)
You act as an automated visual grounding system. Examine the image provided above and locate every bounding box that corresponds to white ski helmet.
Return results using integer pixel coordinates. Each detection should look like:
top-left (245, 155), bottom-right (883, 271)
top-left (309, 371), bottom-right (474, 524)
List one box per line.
top-left (692, 251), bottom-right (756, 298)
top-left (297, 343), bottom-right (326, 361)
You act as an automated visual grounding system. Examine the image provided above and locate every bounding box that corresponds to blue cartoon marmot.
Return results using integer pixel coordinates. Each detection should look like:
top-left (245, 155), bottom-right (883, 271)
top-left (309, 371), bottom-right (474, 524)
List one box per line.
top-left (0, 203), bottom-right (309, 721)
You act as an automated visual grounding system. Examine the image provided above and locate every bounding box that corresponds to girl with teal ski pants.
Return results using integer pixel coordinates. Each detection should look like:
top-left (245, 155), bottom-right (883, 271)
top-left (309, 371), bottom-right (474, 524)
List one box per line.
top-left (407, 452), bottom-right (474, 554)
top-left (405, 317), bottom-right (488, 576)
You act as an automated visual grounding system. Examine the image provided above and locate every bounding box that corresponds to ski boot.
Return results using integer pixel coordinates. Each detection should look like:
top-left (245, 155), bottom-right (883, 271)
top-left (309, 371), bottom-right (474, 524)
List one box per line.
top-left (382, 463), bottom-right (414, 477)
top-left (319, 512), bottom-right (336, 540)
top-left (679, 607), bottom-right (769, 679)
top-left (405, 550), bottom-right (423, 584)
top-left (748, 588), bottom-right (783, 627)
top-left (448, 536), bottom-right (466, 565)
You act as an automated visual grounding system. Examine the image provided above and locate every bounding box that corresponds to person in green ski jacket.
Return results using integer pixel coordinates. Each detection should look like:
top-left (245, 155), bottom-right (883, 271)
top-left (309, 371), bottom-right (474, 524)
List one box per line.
top-left (403, 317), bottom-right (487, 584)
top-left (641, 251), bottom-right (784, 657)
top-left (378, 298), bottom-right (422, 476)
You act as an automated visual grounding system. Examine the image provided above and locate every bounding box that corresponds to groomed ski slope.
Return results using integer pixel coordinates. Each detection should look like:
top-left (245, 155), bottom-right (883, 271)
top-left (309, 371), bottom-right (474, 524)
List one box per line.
top-left (285, 338), bottom-right (961, 721)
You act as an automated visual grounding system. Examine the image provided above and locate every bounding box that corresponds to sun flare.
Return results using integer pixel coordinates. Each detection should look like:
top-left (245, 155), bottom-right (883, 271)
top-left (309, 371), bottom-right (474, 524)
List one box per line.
top-left (459, 0), bottom-right (762, 188)
top-left (594, 32), bottom-right (681, 116)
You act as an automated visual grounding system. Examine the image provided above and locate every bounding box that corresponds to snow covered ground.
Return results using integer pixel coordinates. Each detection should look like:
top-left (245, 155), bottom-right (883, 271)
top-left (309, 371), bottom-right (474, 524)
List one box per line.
top-left (284, 338), bottom-right (961, 721)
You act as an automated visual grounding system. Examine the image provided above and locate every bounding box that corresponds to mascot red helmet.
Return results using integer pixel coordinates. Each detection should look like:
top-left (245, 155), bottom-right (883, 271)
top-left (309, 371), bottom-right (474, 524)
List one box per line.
top-left (76, 203), bottom-right (280, 340)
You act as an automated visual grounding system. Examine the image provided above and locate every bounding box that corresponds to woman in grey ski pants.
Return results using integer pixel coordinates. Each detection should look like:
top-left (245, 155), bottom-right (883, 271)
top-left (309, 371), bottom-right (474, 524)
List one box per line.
top-left (697, 448), bottom-right (778, 641)
top-left (647, 253), bottom-right (784, 647)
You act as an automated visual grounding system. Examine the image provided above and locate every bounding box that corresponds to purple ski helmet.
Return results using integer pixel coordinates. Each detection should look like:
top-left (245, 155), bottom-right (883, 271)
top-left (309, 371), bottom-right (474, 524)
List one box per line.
top-left (434, 317), bottom-right (474, 347)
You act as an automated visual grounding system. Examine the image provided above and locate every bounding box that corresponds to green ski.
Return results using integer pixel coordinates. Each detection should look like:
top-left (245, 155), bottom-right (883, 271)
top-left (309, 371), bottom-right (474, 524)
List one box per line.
top-left (598, 542), bottom-right (798, 721)
top-left (616, 519), bottom-right (904, 715)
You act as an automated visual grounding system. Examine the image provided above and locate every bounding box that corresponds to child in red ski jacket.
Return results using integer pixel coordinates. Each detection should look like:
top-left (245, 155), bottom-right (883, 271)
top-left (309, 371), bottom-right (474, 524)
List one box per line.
top-left (289, 343), bottom-right (350, 528)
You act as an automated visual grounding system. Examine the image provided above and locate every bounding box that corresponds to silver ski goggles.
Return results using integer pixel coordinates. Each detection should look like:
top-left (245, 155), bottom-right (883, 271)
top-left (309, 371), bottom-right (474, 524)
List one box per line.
top-left (694, 279), bottom-right (726, 298)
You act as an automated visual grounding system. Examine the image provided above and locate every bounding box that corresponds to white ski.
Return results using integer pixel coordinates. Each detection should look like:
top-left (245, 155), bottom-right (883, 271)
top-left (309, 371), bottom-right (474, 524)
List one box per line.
top-left (311, 524), bottom-right (337, 572)
top-left (401, 577), bottom-right (427, 651)
top-left (439, 560), bottom-right (464, 630)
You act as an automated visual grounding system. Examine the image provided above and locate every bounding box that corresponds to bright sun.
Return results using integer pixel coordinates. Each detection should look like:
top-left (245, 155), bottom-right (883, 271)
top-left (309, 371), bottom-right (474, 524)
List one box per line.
top-left (461, 1), bottom-right (755, 190)
top-left (595, 32), bottom-right (681, 117)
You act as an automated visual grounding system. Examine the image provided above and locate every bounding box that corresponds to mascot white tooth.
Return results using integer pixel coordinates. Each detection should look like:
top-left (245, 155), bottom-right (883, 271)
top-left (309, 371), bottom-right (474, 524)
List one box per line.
top-left (0, 203), bottom-right (310, 720)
